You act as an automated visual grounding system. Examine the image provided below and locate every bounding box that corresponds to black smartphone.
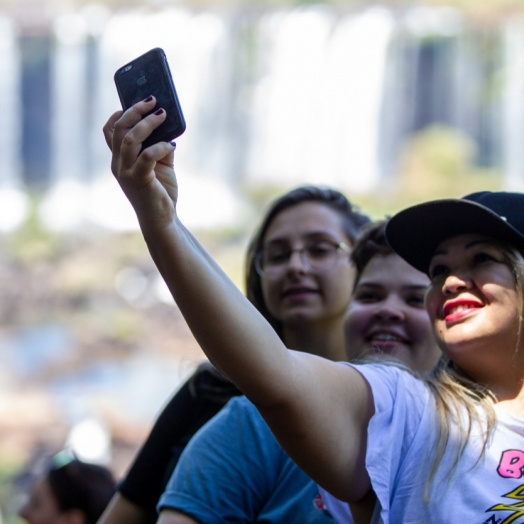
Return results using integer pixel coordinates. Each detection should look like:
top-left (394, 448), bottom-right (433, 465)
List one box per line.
top-left (114, 47), bottom-right (186, 149)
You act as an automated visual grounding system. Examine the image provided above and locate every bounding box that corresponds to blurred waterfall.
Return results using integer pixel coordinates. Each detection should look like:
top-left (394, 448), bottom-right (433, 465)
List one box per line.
top-left (2, 5), bottom-right (523, 231)
top-left (0, 15), bottom-right (26, 232)
top-left (503, 18), bottom-right (524, 190)
top-left (246, 7), bottom-right (393, 192)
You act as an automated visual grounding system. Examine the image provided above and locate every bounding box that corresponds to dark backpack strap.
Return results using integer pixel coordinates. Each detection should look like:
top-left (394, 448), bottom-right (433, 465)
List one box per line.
top-left (117, 361), bottom-right (241, 522)
top-left (189, 361), bottom-right (241, 403)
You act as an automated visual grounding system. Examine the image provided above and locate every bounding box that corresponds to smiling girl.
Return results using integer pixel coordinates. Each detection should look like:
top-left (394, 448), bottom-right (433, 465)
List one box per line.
top-left (344, 220), bottom-right (440, 372)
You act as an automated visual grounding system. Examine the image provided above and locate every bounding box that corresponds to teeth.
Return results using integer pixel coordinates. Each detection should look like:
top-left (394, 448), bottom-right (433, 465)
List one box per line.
top-left (448, 305), bottom-right (473, 315)
top-left (372, 334), bottom-right (401, 342)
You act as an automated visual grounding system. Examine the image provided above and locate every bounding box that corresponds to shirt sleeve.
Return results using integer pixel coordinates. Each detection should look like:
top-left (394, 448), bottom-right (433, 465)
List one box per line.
top-left (158, 396), bottom-right (281, 524)
top-left (319, 364), bottom-right (429, 523)
top-left (351, 363), bottom-right (430, 521)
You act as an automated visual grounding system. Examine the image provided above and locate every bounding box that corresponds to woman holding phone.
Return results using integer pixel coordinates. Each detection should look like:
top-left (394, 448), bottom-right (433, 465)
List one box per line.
top-left (103, 97), bottom-right (524, 521)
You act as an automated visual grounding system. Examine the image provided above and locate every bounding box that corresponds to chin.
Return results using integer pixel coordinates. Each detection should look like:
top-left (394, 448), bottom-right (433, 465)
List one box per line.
top-left (370, 345), bottom-right (410, 365)
top-left (285, 314), bottom-right (315, 328)
top-left (283, 308), bottom-right (318, 322)
top-left (370, 342), bottom-right (402, 355)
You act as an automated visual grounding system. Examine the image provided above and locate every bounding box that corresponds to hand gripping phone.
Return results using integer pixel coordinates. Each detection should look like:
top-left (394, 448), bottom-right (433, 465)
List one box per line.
top-left (114, 47), bottom-right (186, 149)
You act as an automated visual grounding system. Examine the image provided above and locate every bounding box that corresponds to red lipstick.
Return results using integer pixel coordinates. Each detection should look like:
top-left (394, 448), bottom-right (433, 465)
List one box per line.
top-left (442, 299), bottom-right (483, 323)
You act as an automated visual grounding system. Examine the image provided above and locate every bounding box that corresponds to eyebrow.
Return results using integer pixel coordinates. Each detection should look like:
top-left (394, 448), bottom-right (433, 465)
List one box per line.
top-left (264, 232), bottom-right (344, 246)
top-left (355, 282), bottom-right (427, 292)
top-left (432, 238), bottom-right (493, 257)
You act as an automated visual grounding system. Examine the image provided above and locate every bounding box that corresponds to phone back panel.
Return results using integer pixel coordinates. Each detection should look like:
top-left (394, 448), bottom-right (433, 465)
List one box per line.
top-left (114, 48), bottom-right (186, 148)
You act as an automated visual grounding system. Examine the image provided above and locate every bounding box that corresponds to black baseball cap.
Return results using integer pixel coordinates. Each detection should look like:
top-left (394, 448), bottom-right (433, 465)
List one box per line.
top-left (385, 191), bottom-right (524, 274)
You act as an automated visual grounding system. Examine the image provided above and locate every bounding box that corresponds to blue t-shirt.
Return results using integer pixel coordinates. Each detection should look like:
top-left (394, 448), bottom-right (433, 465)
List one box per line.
top-left (158, 396), bottom-right (335, 523)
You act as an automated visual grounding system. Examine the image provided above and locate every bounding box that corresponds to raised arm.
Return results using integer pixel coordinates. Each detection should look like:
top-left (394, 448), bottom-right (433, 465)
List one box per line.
top-left (102, 99), bottom-right (374, 501)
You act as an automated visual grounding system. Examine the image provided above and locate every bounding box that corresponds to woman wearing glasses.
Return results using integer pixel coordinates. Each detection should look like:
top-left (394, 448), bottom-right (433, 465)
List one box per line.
top-left (18, 450), bottom-right (115, 524)
top-left (98, 185), bottom-right (369, 524)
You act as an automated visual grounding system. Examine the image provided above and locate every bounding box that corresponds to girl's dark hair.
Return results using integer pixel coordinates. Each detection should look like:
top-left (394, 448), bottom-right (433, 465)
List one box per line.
top-left (245, 185), bottom-right (370, 338)
top-left (47, 459), bottom-right (116, 524)
top-left (350, 220), bottom-right (392, 288)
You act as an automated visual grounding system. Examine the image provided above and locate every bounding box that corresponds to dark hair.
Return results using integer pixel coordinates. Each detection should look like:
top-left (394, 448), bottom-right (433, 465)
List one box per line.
top-left (47, 458), bottom-right (115, 524)
top-left (350, 220), bottom-right (392, 288)
top-left (245, 185), bottom-right (370, 337)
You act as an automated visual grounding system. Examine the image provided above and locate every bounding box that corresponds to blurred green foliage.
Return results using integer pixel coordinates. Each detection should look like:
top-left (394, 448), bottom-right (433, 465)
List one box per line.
top-left (0, 462), bottom-right (23, 524)
top-left (348, 125), bottom-right (502, 220)
top-left (6, 195), bottom-right (64, 266)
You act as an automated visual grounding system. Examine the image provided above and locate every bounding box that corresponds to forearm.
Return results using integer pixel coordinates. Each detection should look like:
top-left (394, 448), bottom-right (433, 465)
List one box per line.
top-left (139, 217), bottom-right (290, 406)
top-left (106, 99), bottom-right (292, 409)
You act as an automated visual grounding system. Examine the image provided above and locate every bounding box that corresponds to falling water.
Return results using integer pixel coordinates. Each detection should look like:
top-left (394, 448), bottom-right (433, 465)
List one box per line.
top-left (0, 4), bottom-right (521, 232)
top-left (502, 17), bottom-right (524, 190)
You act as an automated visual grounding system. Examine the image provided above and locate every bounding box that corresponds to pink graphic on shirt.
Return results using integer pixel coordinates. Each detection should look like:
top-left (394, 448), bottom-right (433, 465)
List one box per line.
top-left (498, 450), bottom-right (524, 479)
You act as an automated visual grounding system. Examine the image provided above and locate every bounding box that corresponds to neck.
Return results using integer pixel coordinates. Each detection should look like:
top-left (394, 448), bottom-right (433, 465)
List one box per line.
top-left (461, 345), bottom-right (524, 416)
top-left (497, 392), bottom-right (524, 420)
top-left (282, 319), bottom-right (347, 362)
top-left (486, 363), bottom-right (524, 401)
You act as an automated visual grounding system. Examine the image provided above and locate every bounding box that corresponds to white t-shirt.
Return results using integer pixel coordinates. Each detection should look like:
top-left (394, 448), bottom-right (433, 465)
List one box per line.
top-left (320, 363), bottom-right (524, 524)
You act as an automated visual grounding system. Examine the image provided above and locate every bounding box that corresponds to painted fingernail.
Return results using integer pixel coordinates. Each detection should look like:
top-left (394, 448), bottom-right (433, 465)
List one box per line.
top-left (154, 108), bottom-right (164, 115)
top-left (170, 141), bottom-right (177, 149)
top-left (143, 96), bottom-right (153, 102)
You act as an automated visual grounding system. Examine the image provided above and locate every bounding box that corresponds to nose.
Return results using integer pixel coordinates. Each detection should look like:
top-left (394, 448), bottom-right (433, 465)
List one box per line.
top-left (373, 296), bottom-right (405, 322)
top-left (441, 272), bottom-right (472, 295)
top-left (286, 249), bottom-right (308, 274)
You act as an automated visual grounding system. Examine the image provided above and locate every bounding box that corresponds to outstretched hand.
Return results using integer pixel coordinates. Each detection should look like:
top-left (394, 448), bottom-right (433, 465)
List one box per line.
top-left (102, 96), bottom-right (178, 230)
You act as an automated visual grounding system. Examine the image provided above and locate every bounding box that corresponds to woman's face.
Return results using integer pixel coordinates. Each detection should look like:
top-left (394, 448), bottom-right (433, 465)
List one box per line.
top-left (18, 477), bottom-right (65, 524)
top-left (344, 253), bottom-right (440, 373)
top-left (260, 201), bottom-right (355, 332)
top-left (425, 234), bottom-right (520, 376)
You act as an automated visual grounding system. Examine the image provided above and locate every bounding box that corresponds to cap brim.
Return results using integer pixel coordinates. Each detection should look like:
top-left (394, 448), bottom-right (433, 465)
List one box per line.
top-left (385, 198), bottom-right (524, 274)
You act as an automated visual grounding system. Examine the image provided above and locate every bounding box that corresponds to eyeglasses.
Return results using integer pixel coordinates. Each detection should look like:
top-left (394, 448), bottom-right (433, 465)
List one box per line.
top-left (255, 240), bottom-right (351, 278)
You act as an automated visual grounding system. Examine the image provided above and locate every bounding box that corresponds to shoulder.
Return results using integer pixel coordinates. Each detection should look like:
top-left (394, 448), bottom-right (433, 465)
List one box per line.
top-left (346, 362), bottom-right (430, 412)
top-left (355, 364), bottom-right (432, 522)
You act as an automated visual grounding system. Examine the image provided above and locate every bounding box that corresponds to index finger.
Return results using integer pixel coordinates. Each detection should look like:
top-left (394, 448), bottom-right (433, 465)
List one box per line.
top-left (111, 97), bottom-right (158, 156)
top-left (103, 110), bottom-right (124, 151)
